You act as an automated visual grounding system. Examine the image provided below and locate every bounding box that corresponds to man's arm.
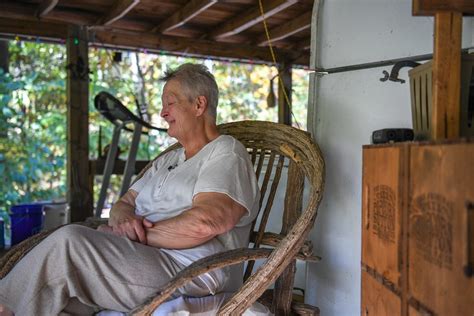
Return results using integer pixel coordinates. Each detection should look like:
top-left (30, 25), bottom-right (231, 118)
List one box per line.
top-left (107, 189), bottom-right (148, 244)
top-left (145, 192), bottom-right (247, 249)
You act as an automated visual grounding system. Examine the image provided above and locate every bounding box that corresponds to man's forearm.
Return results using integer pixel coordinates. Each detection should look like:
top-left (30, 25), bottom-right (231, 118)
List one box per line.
top-left (145, 208), bottom-right (216, 249)
top-left (144, 192), bottom-right (247, 249)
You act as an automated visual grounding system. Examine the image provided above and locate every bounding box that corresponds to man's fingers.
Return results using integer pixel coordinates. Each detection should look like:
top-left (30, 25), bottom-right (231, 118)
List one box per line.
top-left (109, 217), bottom-right (148, 244)
top-left (125, 229), bottom-right (138, 241)
top-left (143, 218), bottom-right (153, 228)
top-left (135, 225), bottom-right (147, 244)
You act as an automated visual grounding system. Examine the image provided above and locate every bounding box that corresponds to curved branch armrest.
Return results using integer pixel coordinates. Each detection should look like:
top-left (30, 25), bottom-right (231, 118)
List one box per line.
top-left (130, 248), bottom-right (273, 315)
top-left (131, 242), bottom-right (322, 316)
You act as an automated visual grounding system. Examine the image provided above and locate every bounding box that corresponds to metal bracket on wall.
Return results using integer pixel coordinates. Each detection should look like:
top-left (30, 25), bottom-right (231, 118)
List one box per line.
top-left (379, 60), bottom-right (421, 84)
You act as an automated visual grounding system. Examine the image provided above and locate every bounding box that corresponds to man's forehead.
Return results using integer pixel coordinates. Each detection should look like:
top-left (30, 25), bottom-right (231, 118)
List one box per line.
top-left (162, 84), bottom-right (177, 99)
top-left (162, 80), bottom-right (181, 96)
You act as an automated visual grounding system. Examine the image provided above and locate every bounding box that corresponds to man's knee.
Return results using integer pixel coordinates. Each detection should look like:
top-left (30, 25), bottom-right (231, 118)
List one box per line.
top-left (48, 224), bottom-right (90, 244)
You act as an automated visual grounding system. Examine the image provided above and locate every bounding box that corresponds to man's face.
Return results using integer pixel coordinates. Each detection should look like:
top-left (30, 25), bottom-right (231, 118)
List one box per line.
top-left (160, 79), bottom-right (197, 140)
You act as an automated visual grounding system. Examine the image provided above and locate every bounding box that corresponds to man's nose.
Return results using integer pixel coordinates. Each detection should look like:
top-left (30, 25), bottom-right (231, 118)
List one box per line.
top-left (160, 106), bottom-right (167, 118)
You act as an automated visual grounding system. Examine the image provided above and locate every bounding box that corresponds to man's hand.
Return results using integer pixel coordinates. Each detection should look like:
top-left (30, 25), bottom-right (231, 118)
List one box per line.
top-left (109, 214), bottom-right (148, 244)
top-left (98, 215), bottom-right (152, 245)
top-left (107, 189), bottom-right (149, 244)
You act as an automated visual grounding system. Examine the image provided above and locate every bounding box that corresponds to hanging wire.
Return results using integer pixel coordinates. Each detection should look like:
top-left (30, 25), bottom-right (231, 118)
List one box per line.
top-left (258, 0), bottom-right (301, 129)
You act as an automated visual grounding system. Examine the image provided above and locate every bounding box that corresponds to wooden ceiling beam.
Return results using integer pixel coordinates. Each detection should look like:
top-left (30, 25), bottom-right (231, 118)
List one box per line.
top-left (0, 18), bottom-right (67, 40)
top-left (97, 0), bottom-right (140, 26)
top-left (0, 2), bottom-right (151, 32)
top-left (413, 0), bottom-right (474, 15)
top-left (36, 0), bottom-right (59, 18)
top-left (1, 2), bottom-right (98, 26)
top-left (0, 16), bottom-right (308, 66)
top-left (210, 0), bottom-right (298, 39)
top-left (152, 0), bottom-right (218, 34)
top-left (92, 28), bottom-right (300, 65)
top-left (256, 11), bottom-right (312, 46)
top-left (291, 39), bottom-right (311, 51)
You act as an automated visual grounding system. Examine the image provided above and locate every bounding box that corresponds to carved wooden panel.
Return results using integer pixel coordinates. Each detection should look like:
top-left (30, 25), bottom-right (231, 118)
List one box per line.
top-left (408, 142), bottom-right (474, 315)
top-left (362, 145), bottom-right (406, 289)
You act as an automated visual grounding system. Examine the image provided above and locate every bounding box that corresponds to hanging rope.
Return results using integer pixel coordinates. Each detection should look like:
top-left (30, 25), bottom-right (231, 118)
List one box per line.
top-left (258, 0), bottom-right (301, 129)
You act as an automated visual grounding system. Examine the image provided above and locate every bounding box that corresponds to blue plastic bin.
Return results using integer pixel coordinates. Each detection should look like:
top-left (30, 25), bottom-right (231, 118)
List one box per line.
top-left (10, 203), bottom-right (45, 245)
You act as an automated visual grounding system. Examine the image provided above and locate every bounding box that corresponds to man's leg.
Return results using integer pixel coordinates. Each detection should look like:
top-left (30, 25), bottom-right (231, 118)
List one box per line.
top-left (0, 224), bottom-right (208, 316)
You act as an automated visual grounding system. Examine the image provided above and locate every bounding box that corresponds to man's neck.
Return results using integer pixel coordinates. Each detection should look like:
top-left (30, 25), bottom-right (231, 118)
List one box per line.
top-left (180, 123), bottom-right (220, 160)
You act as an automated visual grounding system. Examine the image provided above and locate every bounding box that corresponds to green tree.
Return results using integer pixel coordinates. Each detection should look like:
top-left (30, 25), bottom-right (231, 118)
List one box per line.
top-left (0, 41), bottom-right (67, 212)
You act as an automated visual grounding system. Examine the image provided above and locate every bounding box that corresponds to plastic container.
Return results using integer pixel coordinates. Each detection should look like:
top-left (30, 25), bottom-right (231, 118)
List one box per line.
top-left (42, 202), bottom-right (69, 231)
top-left (10, 203), bottom-right (45, 245)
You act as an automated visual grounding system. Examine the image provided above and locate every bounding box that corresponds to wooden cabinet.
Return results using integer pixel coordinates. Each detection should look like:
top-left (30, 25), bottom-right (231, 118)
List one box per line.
top-left (361, 141), bottom-right (474, 316)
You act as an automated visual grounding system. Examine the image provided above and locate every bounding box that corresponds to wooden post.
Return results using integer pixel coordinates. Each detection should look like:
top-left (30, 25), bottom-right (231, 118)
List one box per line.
top-left (66, 26), bottom-right (92, 222)
top-left (431, 11), bottom-right (462, 140)
top-left (278, 63), bottom-right (292, 125)
top-left (0, 39), bottom-right (9, 73)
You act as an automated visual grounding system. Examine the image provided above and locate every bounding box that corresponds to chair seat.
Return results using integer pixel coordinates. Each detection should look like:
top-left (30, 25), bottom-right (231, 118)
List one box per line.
top-left (97, 293), bottom-right (272, 316)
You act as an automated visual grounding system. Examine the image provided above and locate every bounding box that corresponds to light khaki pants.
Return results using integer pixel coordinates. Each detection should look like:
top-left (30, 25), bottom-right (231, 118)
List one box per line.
top-left (0, 225), bottom-right (209, 315)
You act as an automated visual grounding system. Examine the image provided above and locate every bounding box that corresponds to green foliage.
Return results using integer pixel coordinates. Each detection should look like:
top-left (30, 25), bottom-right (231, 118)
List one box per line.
top-left (1, 41), bottom-right (308, 211)
top-left (0, 41), bottom-right (67, 212)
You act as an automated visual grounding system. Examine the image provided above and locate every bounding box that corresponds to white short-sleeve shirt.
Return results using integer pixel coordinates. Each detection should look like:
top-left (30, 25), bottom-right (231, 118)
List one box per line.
top-left (130, 135), bottom-right (260, 293)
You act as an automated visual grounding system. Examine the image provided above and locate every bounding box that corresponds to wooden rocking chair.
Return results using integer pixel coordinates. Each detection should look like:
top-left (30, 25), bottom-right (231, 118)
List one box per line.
top-left (0, 120), bottom-right (325, 315)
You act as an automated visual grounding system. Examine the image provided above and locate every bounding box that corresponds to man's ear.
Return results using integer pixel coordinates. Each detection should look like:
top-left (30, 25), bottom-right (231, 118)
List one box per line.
top-left (194, 96), bottom-right (208, 117)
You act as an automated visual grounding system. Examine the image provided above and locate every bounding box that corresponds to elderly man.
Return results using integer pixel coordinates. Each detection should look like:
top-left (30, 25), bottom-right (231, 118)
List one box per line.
top-left (0, 63), bottom-right (260, 315)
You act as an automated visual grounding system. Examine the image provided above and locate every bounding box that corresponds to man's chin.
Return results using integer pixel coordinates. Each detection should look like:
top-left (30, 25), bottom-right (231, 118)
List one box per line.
top-left (166, 129), bottom-right (175, 138)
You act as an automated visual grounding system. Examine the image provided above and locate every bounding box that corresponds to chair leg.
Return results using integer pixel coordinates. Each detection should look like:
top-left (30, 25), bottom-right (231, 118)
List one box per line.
top-left (291, 302), bottom-right (320, 316)
top-left (273, 260), bottom-right (296, 315)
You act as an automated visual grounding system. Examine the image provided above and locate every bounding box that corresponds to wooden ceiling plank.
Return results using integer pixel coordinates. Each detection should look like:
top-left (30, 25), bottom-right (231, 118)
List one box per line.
top-left (92, 28), bottom-right (296, 64)
top-left (1, 2), bottom-right (98, 26)
top-left (97, 0), bottom-right (141, 26)
top-left (0, 17), bottom-right (67, 40)
top-left (256, 11), bottom-right (312, 46)
top-left (211, 0), bottom-right (298, 39)
top-left (0, 3), bottom-right (37, 20)
top-left (152, 0), bottom-right (218, 34)
top-left (0, 15), bottom-right (307, 66)
top-left (36, 0), bottom-right (59, 18)
top-left (413, 0), bottom-right (474, 15)
top-left (291, 39), bottom-right (311, 51)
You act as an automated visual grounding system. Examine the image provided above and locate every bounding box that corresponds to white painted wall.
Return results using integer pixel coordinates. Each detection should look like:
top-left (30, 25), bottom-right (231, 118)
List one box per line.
top-left (305, 1), bottom-right (473, 315)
